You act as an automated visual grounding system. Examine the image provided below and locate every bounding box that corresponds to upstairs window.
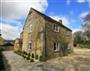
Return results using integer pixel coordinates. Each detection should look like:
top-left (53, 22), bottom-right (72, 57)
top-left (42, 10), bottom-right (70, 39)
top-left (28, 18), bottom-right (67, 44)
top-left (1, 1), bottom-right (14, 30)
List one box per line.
top-left (30, 24), bottom-right (32, 32)
top-left (53, 42), bottom-right (60, 52)
top-left (29, 43), bottom-right (32, 49)
top-left (53, 24), bottom-right (59, 32)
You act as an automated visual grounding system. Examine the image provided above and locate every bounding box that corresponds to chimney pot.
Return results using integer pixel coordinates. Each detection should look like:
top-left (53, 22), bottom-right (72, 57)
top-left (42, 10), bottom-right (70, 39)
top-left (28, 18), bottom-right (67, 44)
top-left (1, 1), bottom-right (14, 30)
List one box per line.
top-left (59, 20), bottom-right (63, 24)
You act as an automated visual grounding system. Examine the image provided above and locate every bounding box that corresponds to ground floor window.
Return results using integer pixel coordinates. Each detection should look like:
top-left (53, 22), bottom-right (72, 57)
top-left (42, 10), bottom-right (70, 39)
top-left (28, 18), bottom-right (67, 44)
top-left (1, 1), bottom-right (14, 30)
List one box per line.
top-left (53, 42), bottom-right (60, 52)
top-left (29, 41), bottom-right (32, 49)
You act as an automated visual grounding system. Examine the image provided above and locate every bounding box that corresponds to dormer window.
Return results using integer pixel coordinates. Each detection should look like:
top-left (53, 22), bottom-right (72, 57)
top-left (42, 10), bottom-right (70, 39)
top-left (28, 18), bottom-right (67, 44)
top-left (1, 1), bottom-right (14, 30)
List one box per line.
top-left (53, 24), bottom-right (59, 32)
top-left (30, 24), bottom-right (32, 32)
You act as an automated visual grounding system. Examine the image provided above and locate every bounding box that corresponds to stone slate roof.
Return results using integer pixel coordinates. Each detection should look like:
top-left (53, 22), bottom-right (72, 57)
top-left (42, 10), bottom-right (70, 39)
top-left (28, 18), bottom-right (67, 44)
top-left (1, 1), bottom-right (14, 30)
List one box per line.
top-left (31, 8), bottom-right (72, 31)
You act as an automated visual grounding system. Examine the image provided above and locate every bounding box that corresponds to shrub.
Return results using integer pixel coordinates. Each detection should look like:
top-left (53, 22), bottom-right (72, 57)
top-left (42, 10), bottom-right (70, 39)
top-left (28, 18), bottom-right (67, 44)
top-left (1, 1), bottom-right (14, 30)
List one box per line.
top-left (80, 44), bottom-right (90, 48)
top-left (39, 56), bottom-right (43, 61)
top-left (14, 50), bottom-right (22, 56)
top-left (35, 54), bottom-right (38, 60)
top-left (80, 41), bottom-right (90, 48)
top-left (26, 53), bottom-right (31, 60)
top-left (21, 51), bottom-right (27, 59)
top-left (31, 53), bottom-right (34, 58)
top-left (61, 44), bottom-right (68, 56)
top-left (30, 59), bottom-right (34, 62)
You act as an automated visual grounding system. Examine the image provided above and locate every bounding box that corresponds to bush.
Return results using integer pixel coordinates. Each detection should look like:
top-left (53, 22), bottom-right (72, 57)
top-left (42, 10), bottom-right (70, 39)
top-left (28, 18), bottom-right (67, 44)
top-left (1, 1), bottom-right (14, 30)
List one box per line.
top-left (35, 55), bottom-right (38, 60)
top-left (30, 59), bottom-right (34, 62)
top-left (39, 56), bottom-right (43, 61)
top-left (31, 53), bottom-right (34, 58)
top-left (14, 50), bottom-right (22, 55)
top-left (23, 55), bottom-right (26, 58)
top-left (80, 44), bottom-right (90, 48)
top-left (61, 44), bottom-right (68, 56)
top-left (80, 41), bottom-right (90, 48)
top-left (26, 53), bottom-right (31, 60)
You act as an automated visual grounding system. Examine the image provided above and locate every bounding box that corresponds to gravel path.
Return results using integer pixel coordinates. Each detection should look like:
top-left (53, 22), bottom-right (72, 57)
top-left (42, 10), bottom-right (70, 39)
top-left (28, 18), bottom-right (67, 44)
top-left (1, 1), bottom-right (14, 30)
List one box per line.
top-left (45, 48), bottom-right (90, 71)
top-left (2, 48), bottom-right (90, 71)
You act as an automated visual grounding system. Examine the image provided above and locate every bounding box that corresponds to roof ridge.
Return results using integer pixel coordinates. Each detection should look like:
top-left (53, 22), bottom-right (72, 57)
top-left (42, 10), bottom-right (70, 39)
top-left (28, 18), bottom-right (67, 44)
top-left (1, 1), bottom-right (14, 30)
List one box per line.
top-left (30, 8), bottom-right (72, 31)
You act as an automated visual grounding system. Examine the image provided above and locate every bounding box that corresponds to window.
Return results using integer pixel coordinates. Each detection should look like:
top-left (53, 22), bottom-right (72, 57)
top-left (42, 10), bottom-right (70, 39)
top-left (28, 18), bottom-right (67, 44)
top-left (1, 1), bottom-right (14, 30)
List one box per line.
top-left (53, 24), bottom-right (59, 32)
top-left (30, 24), bottom-right (32, 32)
top-left (29, 41), bottom-right (32, 49)
top-left (29, 43), bottom-right (32, 49)
top-left (53, 42), bottom-right (60, 51)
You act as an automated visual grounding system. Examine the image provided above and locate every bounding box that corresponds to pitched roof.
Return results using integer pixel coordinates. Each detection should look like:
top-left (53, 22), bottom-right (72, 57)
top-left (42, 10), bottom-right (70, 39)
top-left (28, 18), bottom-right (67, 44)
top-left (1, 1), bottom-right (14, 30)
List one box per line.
top-left (31, 8), bottom-right (72, 31)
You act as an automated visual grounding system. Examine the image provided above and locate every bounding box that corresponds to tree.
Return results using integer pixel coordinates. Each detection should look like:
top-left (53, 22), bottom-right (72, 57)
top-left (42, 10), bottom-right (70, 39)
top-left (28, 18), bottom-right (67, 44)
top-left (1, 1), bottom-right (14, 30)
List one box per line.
top-left (73, 31), bottom-right (83, 45)
top-left (83, 13), bottom-right (90, 22)
top-left (82, 13), bottom-right (90, 41)
top-left (73, 13), bottom-right (90, 48)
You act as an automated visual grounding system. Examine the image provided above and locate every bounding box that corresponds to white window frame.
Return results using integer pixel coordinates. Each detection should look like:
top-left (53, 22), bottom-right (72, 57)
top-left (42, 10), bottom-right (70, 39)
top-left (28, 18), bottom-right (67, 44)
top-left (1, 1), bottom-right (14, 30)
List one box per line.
top-left (53, 42), bottom-right (60, 52)
top-left (29, 41), bottom-right (32, 49)
top-left (53, 24), bottom-right (59, 32)
top-left (30, 24), bottom-right (32, 32)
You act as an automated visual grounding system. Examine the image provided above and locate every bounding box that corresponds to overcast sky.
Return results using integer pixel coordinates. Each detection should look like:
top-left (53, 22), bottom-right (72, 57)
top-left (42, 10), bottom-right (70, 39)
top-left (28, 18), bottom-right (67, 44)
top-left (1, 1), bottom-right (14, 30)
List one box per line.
top-left (0, 0), bottom-right (90, 40)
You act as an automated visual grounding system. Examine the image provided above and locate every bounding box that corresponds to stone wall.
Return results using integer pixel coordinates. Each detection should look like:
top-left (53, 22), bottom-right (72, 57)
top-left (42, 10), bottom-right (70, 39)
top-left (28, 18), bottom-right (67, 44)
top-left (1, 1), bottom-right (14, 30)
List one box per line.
top-left (45, 19), bottom-right (72, 60)
top-left (22, 9), bottom-right (46, 61)
top-left (14, 39), bottom-right (21, 51)
top-left (22, 8), bottom-right (72, 61)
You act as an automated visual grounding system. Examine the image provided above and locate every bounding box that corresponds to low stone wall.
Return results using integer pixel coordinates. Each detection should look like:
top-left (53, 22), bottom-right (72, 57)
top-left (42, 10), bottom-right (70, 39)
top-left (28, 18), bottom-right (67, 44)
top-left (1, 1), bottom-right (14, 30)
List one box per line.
top-left (3, 51), bottom-right (12, 71)
top-left (0, 51), bottom-right (5, 71)
top-left (2, 51), bottom-right (43, 71)
top-left (2, 49), bottom-right (90, 71)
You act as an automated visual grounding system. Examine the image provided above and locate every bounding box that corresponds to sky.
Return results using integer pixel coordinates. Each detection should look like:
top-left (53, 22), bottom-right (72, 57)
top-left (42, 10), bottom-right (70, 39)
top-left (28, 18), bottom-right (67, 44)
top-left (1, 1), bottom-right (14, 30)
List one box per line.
top-left (0, 0), bottom-right (90, 40)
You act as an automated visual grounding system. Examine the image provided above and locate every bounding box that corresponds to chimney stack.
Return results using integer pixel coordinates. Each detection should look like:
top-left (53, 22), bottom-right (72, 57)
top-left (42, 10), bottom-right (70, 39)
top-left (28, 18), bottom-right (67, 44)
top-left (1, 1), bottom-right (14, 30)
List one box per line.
top-left (59, 20), bottom-right (63, 24)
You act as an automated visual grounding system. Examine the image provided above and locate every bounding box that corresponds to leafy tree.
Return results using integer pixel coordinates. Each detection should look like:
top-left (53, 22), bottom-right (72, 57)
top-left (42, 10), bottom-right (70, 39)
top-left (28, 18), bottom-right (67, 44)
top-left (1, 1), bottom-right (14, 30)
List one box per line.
top-left (73, 13), bottom-right (90, 48)
top-left (73, 31), bottom-right (83, 45)
top-left (82, 13), bottom-right (90, 41)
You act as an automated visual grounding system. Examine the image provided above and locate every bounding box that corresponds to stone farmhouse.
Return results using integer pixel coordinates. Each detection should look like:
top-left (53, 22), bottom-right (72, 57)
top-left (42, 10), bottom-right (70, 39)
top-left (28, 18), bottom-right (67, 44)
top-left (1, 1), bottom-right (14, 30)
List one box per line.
top-left (16, 8), bottom-right (73, 61)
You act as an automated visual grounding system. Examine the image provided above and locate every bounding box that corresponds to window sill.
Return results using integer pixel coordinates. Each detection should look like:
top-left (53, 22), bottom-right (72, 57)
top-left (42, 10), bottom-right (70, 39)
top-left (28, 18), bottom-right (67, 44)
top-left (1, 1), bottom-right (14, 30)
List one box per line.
top-left (54, 50), bottom-right (60, 53)
top-left (53, 30), bottom-right (59, 32)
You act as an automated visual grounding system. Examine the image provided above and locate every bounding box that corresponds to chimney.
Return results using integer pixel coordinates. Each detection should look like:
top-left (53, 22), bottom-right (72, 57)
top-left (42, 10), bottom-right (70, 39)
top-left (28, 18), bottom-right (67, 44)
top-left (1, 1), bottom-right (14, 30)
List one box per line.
top-left (59, 20), bottom-right (63, 24)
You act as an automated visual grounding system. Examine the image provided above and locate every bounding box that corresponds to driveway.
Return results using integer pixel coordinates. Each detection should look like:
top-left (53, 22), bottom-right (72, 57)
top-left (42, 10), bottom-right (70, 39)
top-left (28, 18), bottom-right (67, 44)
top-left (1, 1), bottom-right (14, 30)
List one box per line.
top-left (2, 48), bottom-right (90, 71)
top-left (45, 48), bottom-right (90, 71)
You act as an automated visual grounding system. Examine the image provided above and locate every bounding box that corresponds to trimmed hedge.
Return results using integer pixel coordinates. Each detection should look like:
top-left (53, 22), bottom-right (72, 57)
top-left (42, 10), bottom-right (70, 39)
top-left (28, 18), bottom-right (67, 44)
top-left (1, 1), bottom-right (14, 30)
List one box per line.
top-left (79, 41), bottom-right (90, 48)
top-left (80, 44), bottom-right (90, 48)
